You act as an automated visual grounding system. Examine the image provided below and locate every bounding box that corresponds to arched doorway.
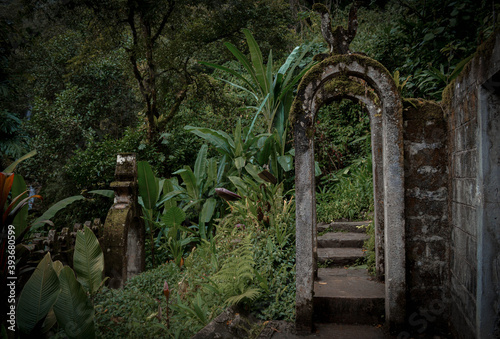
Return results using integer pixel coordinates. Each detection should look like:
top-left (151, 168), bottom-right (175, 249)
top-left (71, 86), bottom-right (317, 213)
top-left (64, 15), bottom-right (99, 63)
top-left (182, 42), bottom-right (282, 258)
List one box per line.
top-left (292, 54), bottom-right (405, 332)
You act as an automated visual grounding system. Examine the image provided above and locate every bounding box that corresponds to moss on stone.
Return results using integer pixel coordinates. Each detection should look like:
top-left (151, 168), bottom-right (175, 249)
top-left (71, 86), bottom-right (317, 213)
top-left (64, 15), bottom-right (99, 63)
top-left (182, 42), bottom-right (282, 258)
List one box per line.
top-left (301, 54), bottom-right (393, 87)
top-left (313, 53), bottom-right (329, 62)
top-left (289, 97), bottom-right (304, 127)
top-left (299, 65), bottom-right (325, 90)
top-left (306, 126), bottom-right (315, 139)
top-left (292, 53), bottom-right (396, 137)
top-left (442, 29), bottom-right (499, 107)
top-left (323, 76), bottom-right (379, 103)
top-left (402, 98), bottom-right (443, 120)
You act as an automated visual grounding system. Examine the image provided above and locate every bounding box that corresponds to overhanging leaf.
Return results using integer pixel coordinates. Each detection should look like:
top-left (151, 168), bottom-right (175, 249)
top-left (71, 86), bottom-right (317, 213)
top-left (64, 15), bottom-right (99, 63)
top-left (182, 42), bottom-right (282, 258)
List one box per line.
top-left (185, 126), bottom-right (235, 158)
top-left (137, 161), bottom-right (159, 210)
top-left (200, 198), bottom-right (216, 224)
top-left (3, 150), bottom-right (36, 174)
top-left (88, 189), bottom-right (114, 199)
top-left (73, 226), bottom-right (104, 295)
top-left (31, 195), bottom-right (85, 230)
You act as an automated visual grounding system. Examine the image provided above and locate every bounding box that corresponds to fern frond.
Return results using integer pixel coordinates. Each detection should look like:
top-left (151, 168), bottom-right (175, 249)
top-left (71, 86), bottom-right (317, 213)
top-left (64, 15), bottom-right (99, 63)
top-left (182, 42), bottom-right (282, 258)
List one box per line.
top-left (212, 235), bottom-right (261, 305)
top-left (225, 288), bottom-right (261, 306)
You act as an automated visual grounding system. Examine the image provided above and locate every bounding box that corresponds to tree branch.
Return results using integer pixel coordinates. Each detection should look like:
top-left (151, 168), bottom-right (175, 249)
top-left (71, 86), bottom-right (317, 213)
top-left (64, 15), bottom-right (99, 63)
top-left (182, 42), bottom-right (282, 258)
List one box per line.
top-left (159, 87), bottom-right (188, 129)
top-left (152, 0), bottom-right (175, 45)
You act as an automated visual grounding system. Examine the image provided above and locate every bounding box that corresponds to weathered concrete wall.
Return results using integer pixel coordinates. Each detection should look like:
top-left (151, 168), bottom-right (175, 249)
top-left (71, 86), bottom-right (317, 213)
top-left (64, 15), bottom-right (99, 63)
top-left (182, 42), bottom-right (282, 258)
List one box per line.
top-left (443, 30), bottom-right (500, 338)
top-left (403, 100), bottom-right (449, 332)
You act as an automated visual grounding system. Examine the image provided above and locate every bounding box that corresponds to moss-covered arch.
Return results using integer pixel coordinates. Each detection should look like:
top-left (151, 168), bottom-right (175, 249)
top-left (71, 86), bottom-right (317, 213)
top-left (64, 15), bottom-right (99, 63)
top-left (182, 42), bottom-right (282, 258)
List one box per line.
top-left (314, 77), bottom-right (386, 283)
top-left (292, 54), bottom-right (405, 333)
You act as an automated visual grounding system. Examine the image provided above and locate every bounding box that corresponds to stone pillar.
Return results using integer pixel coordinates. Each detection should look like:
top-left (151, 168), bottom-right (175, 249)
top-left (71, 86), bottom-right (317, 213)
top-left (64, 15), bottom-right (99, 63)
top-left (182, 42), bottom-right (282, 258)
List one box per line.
top-left (477, 77), bottom-right (500, 338)
top-left (294, 112), bottom-right (316, 334)
top-left (103, 153), bottom-right (145, 289)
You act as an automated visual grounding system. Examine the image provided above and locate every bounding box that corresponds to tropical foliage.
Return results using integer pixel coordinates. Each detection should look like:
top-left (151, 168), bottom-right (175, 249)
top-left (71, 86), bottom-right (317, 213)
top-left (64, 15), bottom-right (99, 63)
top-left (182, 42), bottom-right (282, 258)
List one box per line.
top-left (1, 0), bottom-right (497, 337)
top-left (17, 226), bottom-right (104, 338)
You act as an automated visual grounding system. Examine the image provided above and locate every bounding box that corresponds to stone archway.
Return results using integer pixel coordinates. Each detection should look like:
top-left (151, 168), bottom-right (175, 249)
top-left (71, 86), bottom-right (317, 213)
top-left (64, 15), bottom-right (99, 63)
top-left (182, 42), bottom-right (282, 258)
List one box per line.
top-left (291, 54), bottom-right (405, 332)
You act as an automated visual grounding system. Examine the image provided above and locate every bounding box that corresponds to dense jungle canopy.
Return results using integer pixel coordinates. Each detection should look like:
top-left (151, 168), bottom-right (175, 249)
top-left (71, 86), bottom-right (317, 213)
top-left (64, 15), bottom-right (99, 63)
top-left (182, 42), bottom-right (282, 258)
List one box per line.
top-left (0, 0), bottom-right (497, 220)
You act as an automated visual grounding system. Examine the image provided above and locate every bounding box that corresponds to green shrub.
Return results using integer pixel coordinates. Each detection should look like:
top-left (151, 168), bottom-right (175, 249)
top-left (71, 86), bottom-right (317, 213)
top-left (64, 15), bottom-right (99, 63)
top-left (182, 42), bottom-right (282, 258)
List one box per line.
top-left (363, 221), bottom-right (376, 276)
top-left (316, 158), bottom-right (374, 222)
top-left (94, 177), bottom-right (297, 338)
top-left (314, 100), bottom-right (371, 177)
top-left (94, 263), bottom-right (183, 339)
top-left (216, 176), bottom-right (296, 321)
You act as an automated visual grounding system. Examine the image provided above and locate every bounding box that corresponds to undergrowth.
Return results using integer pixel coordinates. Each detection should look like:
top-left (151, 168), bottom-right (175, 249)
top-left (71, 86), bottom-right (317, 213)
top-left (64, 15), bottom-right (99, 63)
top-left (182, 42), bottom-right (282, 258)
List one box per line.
top-left (94, 179), bottom-right (296, 338)
top-left (316, 157), bottom-right (374, 223)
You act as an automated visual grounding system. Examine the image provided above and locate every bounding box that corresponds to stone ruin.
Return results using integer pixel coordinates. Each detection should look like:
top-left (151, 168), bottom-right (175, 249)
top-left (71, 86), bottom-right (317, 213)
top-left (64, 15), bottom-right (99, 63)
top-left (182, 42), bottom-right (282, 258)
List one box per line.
top-left (102, 153), bottom-right (145, 289)
top-left (291, 7), bottom-right (500, 336)
top-left (25, 219), bottom-right (103, 267)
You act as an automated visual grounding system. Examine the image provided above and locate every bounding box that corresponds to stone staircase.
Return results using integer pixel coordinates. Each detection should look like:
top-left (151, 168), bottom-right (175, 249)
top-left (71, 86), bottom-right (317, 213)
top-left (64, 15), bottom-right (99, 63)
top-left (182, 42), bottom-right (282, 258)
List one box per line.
top-left (313, 221), bottom-right (385, 325)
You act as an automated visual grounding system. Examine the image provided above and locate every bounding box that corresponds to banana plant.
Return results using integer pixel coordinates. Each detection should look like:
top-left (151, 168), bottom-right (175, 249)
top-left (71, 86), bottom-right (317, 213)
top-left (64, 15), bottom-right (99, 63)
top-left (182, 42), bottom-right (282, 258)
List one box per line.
top-left (17, 226), bottom-right (104, 338)
top-left (200, 29), bottom-right (314, 136)
top-left (199, 30), bottom-right (314, 183)
top-left (169, 144), bottom-right (224, 239)
top-left (137, 146), bottom-right (225, 267)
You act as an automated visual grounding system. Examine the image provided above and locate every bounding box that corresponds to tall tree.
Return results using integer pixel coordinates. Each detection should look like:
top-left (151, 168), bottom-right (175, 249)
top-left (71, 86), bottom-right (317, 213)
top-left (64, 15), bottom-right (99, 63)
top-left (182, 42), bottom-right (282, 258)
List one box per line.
top-left (49, 0), bottom-right (293, 142)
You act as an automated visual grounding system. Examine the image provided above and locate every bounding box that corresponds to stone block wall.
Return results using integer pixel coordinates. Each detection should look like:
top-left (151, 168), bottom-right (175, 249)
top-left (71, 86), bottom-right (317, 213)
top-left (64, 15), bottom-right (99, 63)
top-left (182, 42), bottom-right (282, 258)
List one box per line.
top-left (444, 30), bottom-right (500, 338)
top-left (402, 99), bottom-right (449, 331)
top-left (23, 219), bottom-right (102, 268)
top-left (448, 87), bottom-right (478, 339)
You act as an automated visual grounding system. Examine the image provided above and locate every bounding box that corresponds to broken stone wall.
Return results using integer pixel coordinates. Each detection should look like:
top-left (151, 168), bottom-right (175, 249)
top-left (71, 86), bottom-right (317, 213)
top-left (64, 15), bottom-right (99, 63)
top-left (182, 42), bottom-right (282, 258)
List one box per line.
top-left (403, 100), bottom-right (449, 331)
top-left (444, 30), bottom-right (500, 338)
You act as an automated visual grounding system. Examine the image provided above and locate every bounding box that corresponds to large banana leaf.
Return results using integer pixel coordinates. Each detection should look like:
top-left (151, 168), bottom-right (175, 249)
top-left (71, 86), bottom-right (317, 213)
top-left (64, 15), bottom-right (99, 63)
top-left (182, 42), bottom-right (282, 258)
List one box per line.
top-left (137, 161), bottom-right (159, 210)
top-left (233, 119), bottom-right (243, 157)
top-left (73, 226), bottom-right (104, 295)
top-left (173, 167), bottom-right (198, 200)
top-left (17, 253), bottom-right (60, 334)
top-left (161, 179), bottom-right (177, 211)
top-left (31, 190), bottom-right (112, 230)
top-left (206, 158), bottom-right (218, 191)
top-left (200, 198), bottom-right (216, 224)
top-left (31, 195), bottom-right (85, 230)
top-left (243, 28), bottom-right (268, 96)
top-left (53, 266), bottom-right (95, 339)
top-left (184, 126), bottom-right (235, 158)
top-left (194, 145), bottom-right (208, 189)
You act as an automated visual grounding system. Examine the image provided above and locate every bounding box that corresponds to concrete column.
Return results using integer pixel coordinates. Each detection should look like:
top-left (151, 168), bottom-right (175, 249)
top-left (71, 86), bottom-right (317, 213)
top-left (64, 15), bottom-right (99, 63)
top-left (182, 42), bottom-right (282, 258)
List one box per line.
top-left (477, 79), bottom-right (500, 338)
top-left (295, 114), bottom-right (316, 334)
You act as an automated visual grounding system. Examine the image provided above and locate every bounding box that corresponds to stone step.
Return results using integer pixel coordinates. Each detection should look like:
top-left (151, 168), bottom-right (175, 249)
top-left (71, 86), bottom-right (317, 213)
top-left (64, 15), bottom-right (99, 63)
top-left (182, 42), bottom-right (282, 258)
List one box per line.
top-left (317, 232), bottom-right (369, 248)
top-left (317, 247), bottom-right (364, 266)
top-left (318, 221), bottom-right (371, 234)
top-left (313, 268), bottom-right (385, 325)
